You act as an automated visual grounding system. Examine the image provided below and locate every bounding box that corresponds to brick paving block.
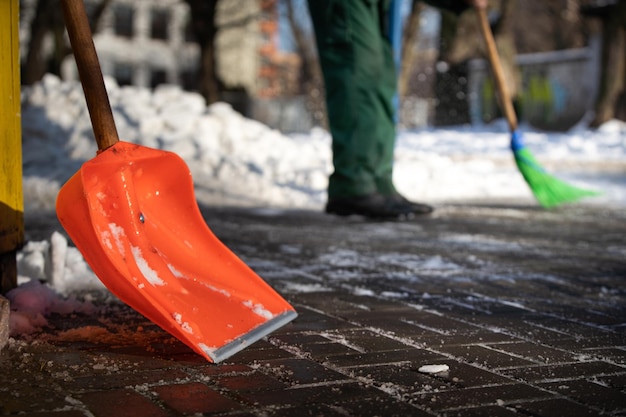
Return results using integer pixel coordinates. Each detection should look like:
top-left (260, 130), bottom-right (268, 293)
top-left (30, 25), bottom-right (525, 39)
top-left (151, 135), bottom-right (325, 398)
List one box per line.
top-left (94, 350), bottom-right (202, 371)
top-left (608, 323), bottom-right (626, 333)
top-left (419, 330), bottom-right (522, 347)
top-left (595, 373), bottom-right (626, 390)
top-left (349, 310), bottom-right (486, 339)
top-left (233, 381), bottom-right (381, 408)
top-left (198, 363), bottom-right (254, 377)
top-left (238, 339), bottom-right (278, 351)
top-left (41, 347), bottom-right (195, 376)
top-left (162, 351), bottom-right (215, 365)
top-left (338, 396), bottom-right (434, 417)
top-left (501, 360), bottom-right (626, 383)
top-left (153, 382), bottom-right (243, 414)
top-left (262, 403), bottom-right (352, 416)
top-left (582, 347), bottom-right (626, 365)
top-left (339, 304), bottom-right (440, 322)
top-left (409, 383), bottom-right (554, 412)
top-left (295, 292), bottom-right (420, 316)
top-left (547, 332), bottom-right (626, 351)
top-left (107, 338), bottom-right (193, 358)
top-left (522, 316), bottom-right (625, 345)
top-left (436, 296), bottom-right (535, 317)
top-left (349, 296), bottom-right (420, 317)
top-left (324, 348), bottom-right (445, 368)
top-left (19, 412), bottom-right (88, 417)
top-left (37, 350), bottom-right (94, 368)
top-left (348, 362), bottom-right (451, 394)
top-left (79, 388), bottom-right (170, 417)
top-left (272, 328), bottom-right (413, 356)
top-left (297, 340), bottom-right (365, 359)
top-left (401, 312), bottom-right (490, 336)
top-left (539, 379), bottom-right (626, 412)
top-left (425, 360), bottom-right (515, 388)
top-left (541, 316), bottom-right (624, 340)
top-left (439, 405), bottom-right (520, 417)
top-left (43, 312), bottom-right (111, 334)
top-left (262, 357), bottom-right (352, 385)
top-left (484, 341), bottom-right (580, 364)
top-left (268, 332), bottom-right (333, 347)
top-left (227, 383), bottom-right (314, 408)
top-left (471, 318), bottom-right (575, 346)
top-left (335, 328), bottom-right (426, 352)
top-left (228, 343), bottom-right (295, 363)
top-left (1, 388), bottom-right (70, 415)
top-left (69, 368), bottom-right (189, 391)
top-left (284, 306), bottom-right (353, 332)
top-left (511, 398), bottom-right (603, 417)
top-left (217, 369), bottom-right (289, 392)
top-left (531, 306), bottom-right (625, 327)
top-left (343, 316), bottom-right (443, 340)
top-left (437, 345), bottom-right (538, 369)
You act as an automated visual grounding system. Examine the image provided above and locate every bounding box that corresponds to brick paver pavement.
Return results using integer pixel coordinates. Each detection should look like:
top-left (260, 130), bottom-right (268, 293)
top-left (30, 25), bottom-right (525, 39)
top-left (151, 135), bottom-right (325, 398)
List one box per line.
top-left (2, 203), bottom-right (625, 416)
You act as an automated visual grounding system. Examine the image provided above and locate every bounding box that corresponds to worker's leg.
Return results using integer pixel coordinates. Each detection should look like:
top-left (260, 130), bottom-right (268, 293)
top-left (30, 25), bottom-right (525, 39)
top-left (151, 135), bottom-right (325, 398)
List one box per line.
top-left (308, 0), bottom-right (397, 199)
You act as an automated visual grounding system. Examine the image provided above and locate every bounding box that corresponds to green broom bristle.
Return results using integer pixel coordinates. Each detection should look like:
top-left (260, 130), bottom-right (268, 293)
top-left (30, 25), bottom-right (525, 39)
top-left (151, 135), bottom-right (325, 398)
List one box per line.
top-left (513, 147), bottom-right (601, 208)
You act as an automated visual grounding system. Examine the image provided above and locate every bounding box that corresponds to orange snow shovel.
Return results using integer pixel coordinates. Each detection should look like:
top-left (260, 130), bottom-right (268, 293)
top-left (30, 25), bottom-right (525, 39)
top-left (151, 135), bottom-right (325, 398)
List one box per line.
top-left (56, 0), bottom-right (296, 363)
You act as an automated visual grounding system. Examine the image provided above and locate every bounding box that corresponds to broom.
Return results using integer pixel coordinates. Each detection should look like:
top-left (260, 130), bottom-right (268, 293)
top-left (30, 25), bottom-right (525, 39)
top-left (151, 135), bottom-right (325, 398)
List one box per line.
top-left (476, 8), bottom-right (600, 208)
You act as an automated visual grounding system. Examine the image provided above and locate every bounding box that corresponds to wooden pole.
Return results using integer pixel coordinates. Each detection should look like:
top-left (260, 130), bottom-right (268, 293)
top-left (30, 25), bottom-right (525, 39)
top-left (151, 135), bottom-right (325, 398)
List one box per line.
top-left (61, 0), bottom-right (119, 151)
top-left (0, 0), bottom-right (24, 294)
top-left (477, 7), bottom-right (518, 131)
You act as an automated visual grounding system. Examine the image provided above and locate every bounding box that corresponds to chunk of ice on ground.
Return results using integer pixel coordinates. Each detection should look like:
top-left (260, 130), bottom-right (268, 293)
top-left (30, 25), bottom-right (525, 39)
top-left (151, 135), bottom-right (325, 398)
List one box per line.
top-left (417, 364), bottom-right (450, 374)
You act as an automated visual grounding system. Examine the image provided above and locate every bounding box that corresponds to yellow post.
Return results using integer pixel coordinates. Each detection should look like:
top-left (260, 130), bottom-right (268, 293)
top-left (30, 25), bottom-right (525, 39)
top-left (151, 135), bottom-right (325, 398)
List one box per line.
top-left (0, 0), bottom-right (23, 294)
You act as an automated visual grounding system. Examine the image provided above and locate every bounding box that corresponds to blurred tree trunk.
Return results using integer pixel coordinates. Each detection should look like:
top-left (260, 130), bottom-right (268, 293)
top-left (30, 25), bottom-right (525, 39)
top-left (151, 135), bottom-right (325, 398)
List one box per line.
top-left (284, 0), bottom-right (318, 93)
top-left (22, 0), bottom-right (111, 85)
top-left (433, 8), bottom-right (472, 126)
top-left (185, 0), bottom-right (222, 104)
top-left (513, 0), bottom-right (586, 53)
top-left (23, 0), bottom-right (54, 85)
top-left (284, 0), bottom-right (326, 127)
top-left (484, 0), bottom-right (518, 100)
top-left (398, 1), bottom-right (425, 99)
top-left (587, 0), bottom-right (626, 127)
top-left (435, 0), bottom-right (519, 125)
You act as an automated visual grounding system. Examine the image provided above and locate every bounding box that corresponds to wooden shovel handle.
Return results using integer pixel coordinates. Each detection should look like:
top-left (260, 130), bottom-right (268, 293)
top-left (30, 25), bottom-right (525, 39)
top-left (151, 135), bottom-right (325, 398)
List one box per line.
top-left (476, 8), bottom-right (518, 132)
top-left (61, 0), bottom-right (119, 150)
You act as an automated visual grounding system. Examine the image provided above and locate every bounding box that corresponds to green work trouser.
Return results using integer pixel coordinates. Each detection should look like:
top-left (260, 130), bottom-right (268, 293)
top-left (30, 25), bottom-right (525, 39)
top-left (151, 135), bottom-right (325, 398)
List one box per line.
top-left (308, 0), bottom-right (398, 199)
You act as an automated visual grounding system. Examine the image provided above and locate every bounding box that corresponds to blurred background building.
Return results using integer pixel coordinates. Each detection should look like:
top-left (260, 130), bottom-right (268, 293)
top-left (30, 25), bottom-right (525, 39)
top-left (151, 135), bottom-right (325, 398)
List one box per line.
top-left (17, 0), bottom-right (625, 133)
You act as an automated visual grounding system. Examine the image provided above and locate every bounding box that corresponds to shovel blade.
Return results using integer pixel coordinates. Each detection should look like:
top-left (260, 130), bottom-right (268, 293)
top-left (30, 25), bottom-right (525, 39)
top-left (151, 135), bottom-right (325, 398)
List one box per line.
top-left (56, 141), bottom-right (296, 363)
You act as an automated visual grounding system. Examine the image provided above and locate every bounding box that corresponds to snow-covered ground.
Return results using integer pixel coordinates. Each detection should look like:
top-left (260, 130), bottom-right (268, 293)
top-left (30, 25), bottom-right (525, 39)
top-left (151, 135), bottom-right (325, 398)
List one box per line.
top-left (8, 74), bottom-right (626, 337)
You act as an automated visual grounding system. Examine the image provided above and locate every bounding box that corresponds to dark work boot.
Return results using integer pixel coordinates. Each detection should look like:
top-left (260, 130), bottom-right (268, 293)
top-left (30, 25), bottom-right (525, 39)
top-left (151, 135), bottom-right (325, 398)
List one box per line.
top-left (325, 193), bottom-right (414, 219)
top-left (386, 193), bottom-right (434, 215)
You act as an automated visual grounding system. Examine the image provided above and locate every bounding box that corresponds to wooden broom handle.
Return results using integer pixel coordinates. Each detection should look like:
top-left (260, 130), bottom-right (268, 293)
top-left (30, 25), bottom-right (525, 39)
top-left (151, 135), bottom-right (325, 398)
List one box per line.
top-left (477, 8), bottom-right (518, 131)
top-left (61, 0), bottom-right (119, 150)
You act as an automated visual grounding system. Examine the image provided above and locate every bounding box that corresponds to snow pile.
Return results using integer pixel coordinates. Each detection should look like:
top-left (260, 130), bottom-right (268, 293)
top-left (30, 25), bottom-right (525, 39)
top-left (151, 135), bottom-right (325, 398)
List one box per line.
top-left (21, 74), bottom-right (331, 212)
top-left (7, 231), bottom-right (103, 336)
top-left (17, 231), bottom-right (104, 294)
top-left (7, 280), bottom-right (96, 336)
